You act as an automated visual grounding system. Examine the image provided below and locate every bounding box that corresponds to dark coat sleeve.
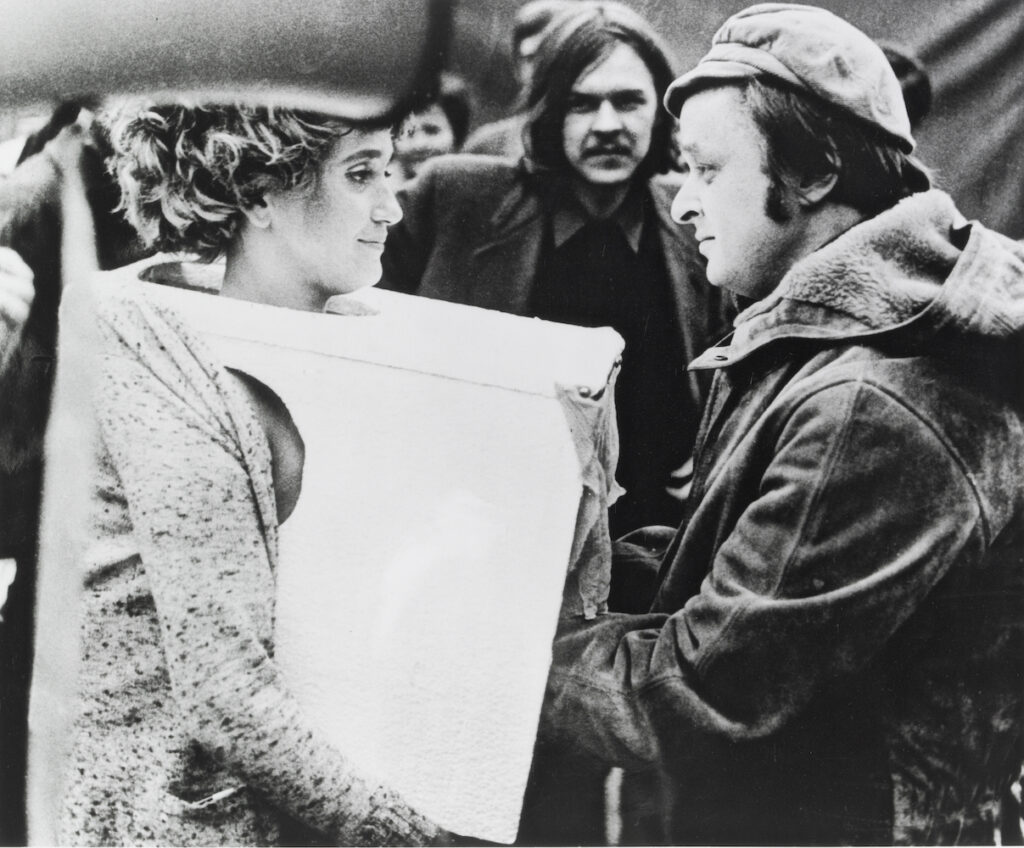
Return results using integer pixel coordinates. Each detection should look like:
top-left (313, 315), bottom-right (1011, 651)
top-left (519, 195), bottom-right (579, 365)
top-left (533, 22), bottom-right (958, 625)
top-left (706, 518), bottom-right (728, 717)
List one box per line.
top-left (541, 379), bottom-right (991, 769)
top-left (0, 154), bottom-right (62, 348)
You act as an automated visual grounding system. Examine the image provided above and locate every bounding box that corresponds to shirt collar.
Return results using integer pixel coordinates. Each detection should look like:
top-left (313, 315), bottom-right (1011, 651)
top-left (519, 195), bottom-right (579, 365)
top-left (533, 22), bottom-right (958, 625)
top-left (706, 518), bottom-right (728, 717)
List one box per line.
top-left (551, 185), bottom-right (647, 253)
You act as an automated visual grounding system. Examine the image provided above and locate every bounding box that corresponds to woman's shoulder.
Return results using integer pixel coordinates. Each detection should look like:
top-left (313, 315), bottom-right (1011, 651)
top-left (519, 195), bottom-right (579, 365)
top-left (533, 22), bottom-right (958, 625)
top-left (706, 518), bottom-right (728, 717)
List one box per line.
top-left (84, 258), bottom-right (222, 381)
top-left (90, 256), bottom-right (177, 319)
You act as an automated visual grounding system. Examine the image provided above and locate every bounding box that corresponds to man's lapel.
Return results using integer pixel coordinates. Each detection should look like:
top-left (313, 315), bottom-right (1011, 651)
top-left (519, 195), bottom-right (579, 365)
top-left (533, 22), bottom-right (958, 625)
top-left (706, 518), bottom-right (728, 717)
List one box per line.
top-left (466, 182), bottom-right (546, 315)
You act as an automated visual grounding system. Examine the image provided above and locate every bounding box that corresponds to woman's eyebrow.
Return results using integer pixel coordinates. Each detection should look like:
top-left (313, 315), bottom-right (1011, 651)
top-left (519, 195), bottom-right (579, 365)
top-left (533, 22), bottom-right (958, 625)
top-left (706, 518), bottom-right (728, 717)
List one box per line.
top-left (339, 148), bottom-right (388, 164)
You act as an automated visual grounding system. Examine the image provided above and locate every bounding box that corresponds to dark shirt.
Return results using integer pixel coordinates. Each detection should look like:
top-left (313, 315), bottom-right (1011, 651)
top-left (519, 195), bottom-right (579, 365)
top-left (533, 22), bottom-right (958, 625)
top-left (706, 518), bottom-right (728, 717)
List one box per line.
top-left (529, 189), bottom-right (694, 535)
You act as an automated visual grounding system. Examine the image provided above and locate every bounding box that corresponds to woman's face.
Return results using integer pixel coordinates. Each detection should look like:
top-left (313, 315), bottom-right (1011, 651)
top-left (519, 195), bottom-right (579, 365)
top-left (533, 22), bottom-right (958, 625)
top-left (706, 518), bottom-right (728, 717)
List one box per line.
top-left (265, 128), bottom-right (402, 305)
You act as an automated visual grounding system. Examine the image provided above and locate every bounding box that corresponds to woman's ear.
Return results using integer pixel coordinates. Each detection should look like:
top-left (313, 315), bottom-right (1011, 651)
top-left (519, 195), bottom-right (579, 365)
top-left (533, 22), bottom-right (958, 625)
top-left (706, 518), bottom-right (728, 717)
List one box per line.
top-left (240, 195), bottom-right (272, 229)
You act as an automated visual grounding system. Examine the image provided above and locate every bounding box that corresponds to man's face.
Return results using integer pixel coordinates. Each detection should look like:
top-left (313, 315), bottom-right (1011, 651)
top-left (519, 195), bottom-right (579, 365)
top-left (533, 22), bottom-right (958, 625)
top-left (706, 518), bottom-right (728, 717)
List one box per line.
top-left (561, 42), bottom-right (658, 189)
top-left (671, 86), bottom-right (807, 301)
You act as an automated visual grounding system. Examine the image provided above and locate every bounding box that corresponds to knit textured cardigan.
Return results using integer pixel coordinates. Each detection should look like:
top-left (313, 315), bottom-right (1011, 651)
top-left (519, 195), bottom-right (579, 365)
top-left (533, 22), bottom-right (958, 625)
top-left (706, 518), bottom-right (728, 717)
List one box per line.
top-left (58, 277), bottom-right (437, 846)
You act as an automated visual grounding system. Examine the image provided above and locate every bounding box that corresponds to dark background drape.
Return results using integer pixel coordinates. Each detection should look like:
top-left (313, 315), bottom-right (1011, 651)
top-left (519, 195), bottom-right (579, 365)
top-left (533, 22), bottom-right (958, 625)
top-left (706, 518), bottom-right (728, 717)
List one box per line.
top-left (450, 0), bottom-right (1024, 239)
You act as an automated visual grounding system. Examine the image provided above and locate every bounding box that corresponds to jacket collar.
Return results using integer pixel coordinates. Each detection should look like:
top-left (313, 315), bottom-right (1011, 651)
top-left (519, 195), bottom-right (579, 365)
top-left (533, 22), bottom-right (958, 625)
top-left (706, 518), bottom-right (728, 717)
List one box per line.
top-left (551, 186), bottom-right (646, 252)
top-left (471, 162), bottom-right (658, 316)
top-left (482, 159), bottom-right (659, 251)
top-left (692, 190), bottom-right (1024, 370)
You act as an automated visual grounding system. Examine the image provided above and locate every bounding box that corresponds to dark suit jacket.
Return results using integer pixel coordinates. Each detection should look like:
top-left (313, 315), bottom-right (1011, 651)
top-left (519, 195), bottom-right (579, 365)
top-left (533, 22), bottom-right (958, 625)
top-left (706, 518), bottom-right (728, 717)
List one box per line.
top-left (381, 154), bottom-right (732, 425)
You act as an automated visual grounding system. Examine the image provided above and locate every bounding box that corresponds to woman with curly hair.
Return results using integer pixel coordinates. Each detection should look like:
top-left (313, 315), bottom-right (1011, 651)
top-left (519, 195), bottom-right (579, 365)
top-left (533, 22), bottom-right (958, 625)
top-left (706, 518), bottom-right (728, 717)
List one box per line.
top-left (55, 101), bottom-right (443, 846)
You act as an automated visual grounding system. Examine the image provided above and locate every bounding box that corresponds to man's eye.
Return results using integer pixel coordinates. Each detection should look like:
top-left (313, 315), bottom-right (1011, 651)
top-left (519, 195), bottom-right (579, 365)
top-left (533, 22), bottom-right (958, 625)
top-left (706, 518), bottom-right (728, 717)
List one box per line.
top-left (567, 98), bottom-right (594, 113)
top-left (680, 161), bottom-right (717, 182)
top-left (612, 95), bottom-right (646, 111)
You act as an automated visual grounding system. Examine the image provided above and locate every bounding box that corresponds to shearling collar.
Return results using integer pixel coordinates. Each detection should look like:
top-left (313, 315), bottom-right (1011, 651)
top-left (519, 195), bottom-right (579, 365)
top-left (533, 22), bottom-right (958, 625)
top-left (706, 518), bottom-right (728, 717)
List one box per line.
top-left (691, 190), bottom-right (1024, 369)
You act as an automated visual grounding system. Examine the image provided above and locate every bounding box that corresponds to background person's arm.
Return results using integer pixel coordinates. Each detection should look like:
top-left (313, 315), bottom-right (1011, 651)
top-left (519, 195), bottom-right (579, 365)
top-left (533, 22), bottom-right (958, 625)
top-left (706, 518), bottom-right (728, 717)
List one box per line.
top-left (0, 247), bottom-right (33, 375)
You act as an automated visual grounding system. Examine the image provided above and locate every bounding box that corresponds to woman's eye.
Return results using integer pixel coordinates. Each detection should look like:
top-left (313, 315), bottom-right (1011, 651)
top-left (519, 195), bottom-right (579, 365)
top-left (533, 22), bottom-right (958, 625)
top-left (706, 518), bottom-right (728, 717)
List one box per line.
top-left (348, 168), bottom-right (373, 184)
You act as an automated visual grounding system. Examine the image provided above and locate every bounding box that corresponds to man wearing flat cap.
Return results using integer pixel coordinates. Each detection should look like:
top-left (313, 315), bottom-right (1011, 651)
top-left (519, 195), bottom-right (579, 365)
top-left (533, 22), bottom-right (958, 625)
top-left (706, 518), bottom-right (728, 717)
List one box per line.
top-left (541, 4), bottom-right (1024, 843)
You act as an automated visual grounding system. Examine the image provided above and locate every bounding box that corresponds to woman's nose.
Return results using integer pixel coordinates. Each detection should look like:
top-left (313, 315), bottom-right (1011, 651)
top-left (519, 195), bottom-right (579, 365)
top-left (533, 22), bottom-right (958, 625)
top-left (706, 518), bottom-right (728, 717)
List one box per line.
top-left (375, 182), bottom-right (403, 226)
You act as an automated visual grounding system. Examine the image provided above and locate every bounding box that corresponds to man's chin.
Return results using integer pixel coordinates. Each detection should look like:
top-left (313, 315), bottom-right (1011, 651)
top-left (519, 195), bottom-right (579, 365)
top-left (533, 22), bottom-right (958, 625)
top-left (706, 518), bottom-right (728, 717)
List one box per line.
top-left (704, 260), bottom-right (729, 290)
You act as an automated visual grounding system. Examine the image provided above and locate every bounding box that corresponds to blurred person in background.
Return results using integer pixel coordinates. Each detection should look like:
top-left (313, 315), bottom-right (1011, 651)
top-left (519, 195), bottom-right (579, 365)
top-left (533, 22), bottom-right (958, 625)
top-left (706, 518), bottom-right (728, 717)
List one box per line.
top-left (0, 248), bottom-right (34, 846)
top-left (461, 0), bottom-right (576, 159)
top-left (0, 247), bottom-right (34, 703)
top-left (393, 72), bottom-right (474, 182)
top-left (0, 99), bottom-right (148, 846)
top-left (0, 248), bottom-right (33, 375)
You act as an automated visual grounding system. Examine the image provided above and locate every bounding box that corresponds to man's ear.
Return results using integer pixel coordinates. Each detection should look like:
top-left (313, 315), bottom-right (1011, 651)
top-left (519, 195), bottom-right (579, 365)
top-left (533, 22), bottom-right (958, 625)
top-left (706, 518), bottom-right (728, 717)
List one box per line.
top-left (240, 195), bottom-right (272, 229)
top-left (795, 169), bottom-right (839, 208)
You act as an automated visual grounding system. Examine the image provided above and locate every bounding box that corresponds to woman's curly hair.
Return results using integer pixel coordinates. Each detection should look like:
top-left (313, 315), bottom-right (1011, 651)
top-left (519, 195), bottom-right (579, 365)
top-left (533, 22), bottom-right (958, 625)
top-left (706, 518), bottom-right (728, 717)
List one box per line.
top-left (107, 102), bottom-right (353, 261)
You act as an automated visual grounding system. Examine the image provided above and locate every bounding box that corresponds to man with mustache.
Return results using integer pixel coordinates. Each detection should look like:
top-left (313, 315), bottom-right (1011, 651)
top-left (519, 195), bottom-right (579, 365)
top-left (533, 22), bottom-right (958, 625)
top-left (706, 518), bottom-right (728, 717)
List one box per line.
top-left (382, 2), bottom-right (730, 541)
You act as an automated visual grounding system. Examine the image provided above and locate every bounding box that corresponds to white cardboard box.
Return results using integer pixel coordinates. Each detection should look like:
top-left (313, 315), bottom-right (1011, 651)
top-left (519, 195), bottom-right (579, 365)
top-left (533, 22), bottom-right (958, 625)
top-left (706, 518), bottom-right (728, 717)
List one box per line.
top-left (137, 270), bottom-right (623, 842)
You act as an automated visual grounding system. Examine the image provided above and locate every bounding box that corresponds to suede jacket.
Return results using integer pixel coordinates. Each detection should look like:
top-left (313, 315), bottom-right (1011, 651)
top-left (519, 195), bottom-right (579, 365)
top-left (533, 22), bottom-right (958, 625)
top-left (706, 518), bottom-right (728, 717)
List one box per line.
top-left (544, 190), bottom-right (1024, 845)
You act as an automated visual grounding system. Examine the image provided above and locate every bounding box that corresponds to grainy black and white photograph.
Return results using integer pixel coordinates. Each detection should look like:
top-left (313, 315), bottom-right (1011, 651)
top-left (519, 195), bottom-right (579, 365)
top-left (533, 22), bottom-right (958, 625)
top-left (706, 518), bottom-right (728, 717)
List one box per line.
top-left (1, 0), bottom-right (1023, 845)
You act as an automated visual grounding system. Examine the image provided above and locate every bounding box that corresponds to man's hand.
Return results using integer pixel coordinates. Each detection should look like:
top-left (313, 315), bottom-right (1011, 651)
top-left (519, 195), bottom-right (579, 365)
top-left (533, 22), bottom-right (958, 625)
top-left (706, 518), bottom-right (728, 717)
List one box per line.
top-left (0, 246), bottom-right (35, 373)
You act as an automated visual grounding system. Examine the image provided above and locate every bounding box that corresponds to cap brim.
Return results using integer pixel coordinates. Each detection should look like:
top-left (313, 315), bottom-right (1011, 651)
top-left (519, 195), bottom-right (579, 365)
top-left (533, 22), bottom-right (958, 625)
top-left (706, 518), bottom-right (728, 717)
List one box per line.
top-left (664, 42), bottom-right (918, 155)
top-left (664, 61), bottom-right (761, 117)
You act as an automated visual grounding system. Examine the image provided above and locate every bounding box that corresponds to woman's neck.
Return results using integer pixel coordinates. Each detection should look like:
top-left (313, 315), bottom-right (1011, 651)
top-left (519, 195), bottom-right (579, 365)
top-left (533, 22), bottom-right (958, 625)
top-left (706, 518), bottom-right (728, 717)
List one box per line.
top-left (219, 231), bottom-right (324, 313)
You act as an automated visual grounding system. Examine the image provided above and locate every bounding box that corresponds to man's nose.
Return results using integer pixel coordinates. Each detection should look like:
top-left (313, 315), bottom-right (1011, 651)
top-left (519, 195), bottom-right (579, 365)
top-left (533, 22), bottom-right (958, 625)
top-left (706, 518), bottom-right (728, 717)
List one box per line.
top-left (592, 100), bottom-right (624, 133)
top-left (671, 182), bottom-right (698, 225)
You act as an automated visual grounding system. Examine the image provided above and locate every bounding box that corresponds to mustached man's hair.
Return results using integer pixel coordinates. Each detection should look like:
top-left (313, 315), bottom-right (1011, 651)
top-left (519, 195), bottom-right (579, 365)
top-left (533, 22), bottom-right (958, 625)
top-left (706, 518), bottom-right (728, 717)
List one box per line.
top-left (738, 77), bottom-right (932, 222)
top-left (523, 2), bottom-right (677, 180)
